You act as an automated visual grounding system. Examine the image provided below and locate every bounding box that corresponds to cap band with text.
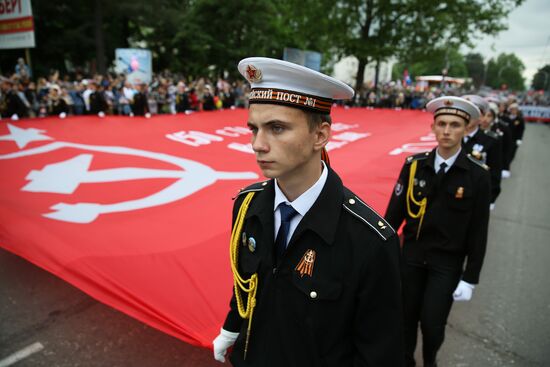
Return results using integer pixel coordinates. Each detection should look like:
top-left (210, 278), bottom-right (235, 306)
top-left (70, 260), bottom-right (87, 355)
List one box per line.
top-left (248, 88), bottom-right (333, 114)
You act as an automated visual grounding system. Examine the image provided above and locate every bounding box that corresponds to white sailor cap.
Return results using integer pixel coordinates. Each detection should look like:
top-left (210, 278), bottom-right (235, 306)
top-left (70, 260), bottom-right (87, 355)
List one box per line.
top-left (462, 94), bottom-right (489, 115)
top-left (488, 102), bottom-right (499, 115)
top-left (238, 57), bottom-right (354, 114)
top-left (426, 96), bottom-right (481, 122)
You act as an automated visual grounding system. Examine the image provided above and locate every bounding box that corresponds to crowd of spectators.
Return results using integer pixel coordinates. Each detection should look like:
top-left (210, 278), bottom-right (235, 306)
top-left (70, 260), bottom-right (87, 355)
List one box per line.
top-left (1, 59), bottom-right (548, 120)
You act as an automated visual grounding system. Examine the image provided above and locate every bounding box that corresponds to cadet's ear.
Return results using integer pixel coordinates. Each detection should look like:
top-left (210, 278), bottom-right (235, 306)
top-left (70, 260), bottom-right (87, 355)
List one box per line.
top-left (314, 121), bottom-right (331, 150)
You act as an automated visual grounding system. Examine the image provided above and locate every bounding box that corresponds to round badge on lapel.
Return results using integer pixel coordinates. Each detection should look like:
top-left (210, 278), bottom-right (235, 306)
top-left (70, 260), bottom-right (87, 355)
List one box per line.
top-left (248, 237), bottom-right (257, 252)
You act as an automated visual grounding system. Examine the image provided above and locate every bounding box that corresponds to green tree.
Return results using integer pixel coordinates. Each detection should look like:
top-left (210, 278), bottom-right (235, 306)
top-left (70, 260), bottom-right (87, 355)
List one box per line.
top-left (485, 53), bottom-right (525, 91)
top-left (393, 48), bottom-right (467, 81)
top-left (531, 64), bottom-right (550, 91)
top-left (465, 53), bottom-right (486, 89)
top-left (322, 0), bottom-right (523, 90)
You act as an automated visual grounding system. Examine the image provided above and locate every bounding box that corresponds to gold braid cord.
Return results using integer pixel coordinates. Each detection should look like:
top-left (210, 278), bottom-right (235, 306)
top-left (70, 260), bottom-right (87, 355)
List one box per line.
top-left (405, 160), bottom-right (427, 239)
top-left (229, 191), bottom-right (257, 360)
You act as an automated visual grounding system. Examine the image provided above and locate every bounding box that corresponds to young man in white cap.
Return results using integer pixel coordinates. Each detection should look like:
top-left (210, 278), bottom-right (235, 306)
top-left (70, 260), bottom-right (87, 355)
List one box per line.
top-left (385, 96), bottom-right (491, 367)
top-left (461, 94), bottom-right (502, 209)
top-left (213, 57), bottom-right (404, 366)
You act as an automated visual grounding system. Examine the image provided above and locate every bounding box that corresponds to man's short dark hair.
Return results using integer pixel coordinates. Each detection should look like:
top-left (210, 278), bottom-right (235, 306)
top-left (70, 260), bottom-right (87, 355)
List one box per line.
top-left (305, 111), bottom-right (332, 131)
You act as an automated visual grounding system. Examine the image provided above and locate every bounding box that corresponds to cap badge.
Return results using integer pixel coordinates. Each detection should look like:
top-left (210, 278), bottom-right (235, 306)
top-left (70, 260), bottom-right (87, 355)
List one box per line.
top-left (455, 187), bottom-right (464, 199)
top-left (245, 64), bottom-right (262, 83)
top-left (295, 249), bottom-right (316, 278)
top-left (444, 99), bottom-right (454, 106)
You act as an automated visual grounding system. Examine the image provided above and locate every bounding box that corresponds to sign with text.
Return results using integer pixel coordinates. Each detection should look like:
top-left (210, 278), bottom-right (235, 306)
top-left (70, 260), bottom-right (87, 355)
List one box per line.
top-left (0, 0), bottom-right (35, 49)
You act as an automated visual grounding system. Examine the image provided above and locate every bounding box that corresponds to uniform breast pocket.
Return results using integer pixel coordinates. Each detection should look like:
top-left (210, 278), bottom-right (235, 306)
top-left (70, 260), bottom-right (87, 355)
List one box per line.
top-left (446, 185), bottom-right (473, 211)
top-left (240, 251), bottom-right (261, 275)
top-left (292, 273), bottom-right (343, 303)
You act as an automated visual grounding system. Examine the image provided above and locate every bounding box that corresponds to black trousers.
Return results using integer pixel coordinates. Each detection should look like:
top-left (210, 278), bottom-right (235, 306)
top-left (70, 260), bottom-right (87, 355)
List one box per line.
top-left (401, 257), bottom-right (462, 366)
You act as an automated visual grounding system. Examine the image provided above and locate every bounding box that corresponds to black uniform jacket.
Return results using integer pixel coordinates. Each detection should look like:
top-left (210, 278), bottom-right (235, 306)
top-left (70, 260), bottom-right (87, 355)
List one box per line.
top-left (384, 149), bottom-right (491, 284)
top-left (463, 128), bottom-right (502, 203)
top-left (508, 113), bottom-right (525, 141)
top-left (223, 167), bottom-right (404, 367)
top-left (491, 120), bottom-right (514, 170)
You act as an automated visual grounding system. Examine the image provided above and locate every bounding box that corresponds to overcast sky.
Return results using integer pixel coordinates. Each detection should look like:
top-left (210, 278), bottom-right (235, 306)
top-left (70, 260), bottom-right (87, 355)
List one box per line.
top-left (466, 0), bottom-right (550, 87)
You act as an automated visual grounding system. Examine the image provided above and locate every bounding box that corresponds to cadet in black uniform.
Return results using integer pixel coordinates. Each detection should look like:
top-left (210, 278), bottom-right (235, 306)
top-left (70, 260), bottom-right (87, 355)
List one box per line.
top-left (507, 103), bottom-right (525, 164)
top-left (485, 102), bottom-right (514, 179)
top-left (385, 96), bottom-right (491, 367)
top-left (132, 82), bottom-right (149, 116)
top-left (213, 57), bottom-right (404, 367)
top-left (461, 95), bottom-right (502, 208)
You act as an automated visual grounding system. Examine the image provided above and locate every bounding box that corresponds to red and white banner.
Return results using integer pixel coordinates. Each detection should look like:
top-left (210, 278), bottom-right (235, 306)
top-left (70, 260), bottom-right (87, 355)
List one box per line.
top-left (0, 0), bottom-right (35, 49)
top-left (0, 108), bottom-right (434, 347)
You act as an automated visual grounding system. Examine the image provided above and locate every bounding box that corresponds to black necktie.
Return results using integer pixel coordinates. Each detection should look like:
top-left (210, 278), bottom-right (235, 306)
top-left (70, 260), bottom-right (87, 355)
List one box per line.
top-left (438, 162), bottom-right (448, 176)
top-left (275, 204), bottom-right (298, 258)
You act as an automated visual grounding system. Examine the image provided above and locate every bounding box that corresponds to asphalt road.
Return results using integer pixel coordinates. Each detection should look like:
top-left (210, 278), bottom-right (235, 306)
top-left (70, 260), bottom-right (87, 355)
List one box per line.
top-left (1, 123), bottom-right (549, 367)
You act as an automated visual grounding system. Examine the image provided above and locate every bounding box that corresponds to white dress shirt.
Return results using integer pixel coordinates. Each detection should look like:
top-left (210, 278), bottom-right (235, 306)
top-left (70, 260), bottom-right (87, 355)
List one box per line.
top-left (273, 161), bottom-right (328, 242)
top-left (463, 126), bottom-right (479, 143)
top-left (434, 148), bottom-right (461, 173)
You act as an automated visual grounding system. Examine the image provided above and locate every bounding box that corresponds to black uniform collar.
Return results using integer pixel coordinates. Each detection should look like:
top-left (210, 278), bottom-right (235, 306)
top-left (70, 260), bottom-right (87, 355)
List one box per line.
top-left (426, 147), bottom-right (469, 171)
top-left (244, 168), bottom-right (343, 247)
top-left (289, 167), bottom-right (343, 246)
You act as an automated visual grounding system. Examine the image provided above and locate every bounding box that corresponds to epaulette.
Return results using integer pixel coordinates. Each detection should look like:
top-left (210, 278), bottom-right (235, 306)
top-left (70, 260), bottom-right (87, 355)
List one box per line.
top-left (342, 188), bottom-right (395, 241)
top-left (233, 180), bottom-right (270, 200)
top-left (484, 129), bottom-right (499, 140)
top-left (467, 154), bottom-right (489, 171)
top-left (406, 151), bottom-right (430, 164)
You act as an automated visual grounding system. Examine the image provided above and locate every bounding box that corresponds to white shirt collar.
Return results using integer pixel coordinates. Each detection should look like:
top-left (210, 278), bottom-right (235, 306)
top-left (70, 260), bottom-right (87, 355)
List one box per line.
top-left (274, 161), bottom-right (328, 217)
top-left (466, 126), bottom-right (479, 139)
top-left (434, 148), bottom-right (461, 173)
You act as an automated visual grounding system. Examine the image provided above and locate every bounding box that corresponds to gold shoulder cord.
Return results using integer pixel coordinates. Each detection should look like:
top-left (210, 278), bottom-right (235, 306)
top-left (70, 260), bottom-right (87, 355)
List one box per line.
top-left (405, 160), bottom-right (427, 239)
top-left (229, 191), bottom-right (257, 360)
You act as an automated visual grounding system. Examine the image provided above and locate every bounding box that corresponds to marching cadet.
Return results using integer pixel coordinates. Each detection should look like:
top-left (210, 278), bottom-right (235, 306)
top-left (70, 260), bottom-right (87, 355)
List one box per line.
top-left (461, 94), bottom-right (502, 209)
top-left (385, 96), bottom-right (491, 367)
top-left (213, 57), bottom-right (404, 366)
top-left (507, 102), bottom-right (525, 164)
top-left (484, 101), bottom-right (514, 180)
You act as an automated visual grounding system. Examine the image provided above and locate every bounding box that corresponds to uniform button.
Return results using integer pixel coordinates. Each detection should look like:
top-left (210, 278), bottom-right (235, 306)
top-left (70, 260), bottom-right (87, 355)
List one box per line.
top-left (262, 181), bottom-right (268, 186)
top-left (348, 198), bottom-right (356, 205)
top-left (272, 268), bottom-right (277, 275)
top-left (310, 291), bottom-right (318, 299)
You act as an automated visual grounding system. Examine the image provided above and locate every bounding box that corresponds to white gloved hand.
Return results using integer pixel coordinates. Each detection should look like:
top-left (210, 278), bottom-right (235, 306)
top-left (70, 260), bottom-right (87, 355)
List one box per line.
top-left (213, 328), bottom-right (239, 363)
top-left (145, 112), bottom-right (151, 119)
top-left (98, 111), bottom-right (105, 118)
top-left (453, 280), bottom-right (475, 301)
top-left (11, 113), bottom-right (19, 121)
top-left (59, 112), bottom-right (67, 119)
top-left (490, 203), bottom-right (495, 211)
top-left (516, 139), bottom-right (522, 146)
top-left (501, 170), bottom-right (511, 179)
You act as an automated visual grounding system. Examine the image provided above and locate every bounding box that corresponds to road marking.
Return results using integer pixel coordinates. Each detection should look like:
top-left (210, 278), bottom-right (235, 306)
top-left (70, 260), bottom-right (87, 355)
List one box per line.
top-left (0, 342), bottom-right (44, 367)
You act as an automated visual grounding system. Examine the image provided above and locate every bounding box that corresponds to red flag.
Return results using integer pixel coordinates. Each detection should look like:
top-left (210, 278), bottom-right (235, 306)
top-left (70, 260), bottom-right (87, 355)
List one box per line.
top-left (0, 108), bottom-right (434, 347)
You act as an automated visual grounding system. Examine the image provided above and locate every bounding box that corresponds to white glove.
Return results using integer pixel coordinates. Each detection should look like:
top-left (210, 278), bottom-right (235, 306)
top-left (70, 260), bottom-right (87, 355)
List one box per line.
top-left (213, 328), bottom-right (239, 363)
top-left (501, 170), bottom-right (511, 179)
top-left (516, 139), bottom-right (522, 146)
top-left (59, 112), bottom-right (67, 119)
top-left (98, 111), bottom-right (105, 118)
top-left (145, 112), bottom-right (151, 119)
top-left (453, 280), bottom-right (475, 301)
top-left (490, 203), bottom-right (495, 211)
top-left (11, 114), bottom-right (19, 121)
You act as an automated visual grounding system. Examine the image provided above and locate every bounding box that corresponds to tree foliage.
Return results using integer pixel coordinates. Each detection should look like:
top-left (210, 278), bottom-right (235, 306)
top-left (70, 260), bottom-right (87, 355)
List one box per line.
top-left (392, 48), bottom-right (467, 81)
top-left (0, 0), bottom-right (524, 85)
top-left (485, 53), bottom-right (525, 91)
top-left (531, 65), bottom-right (550, 91)
top-left (464, 53), bottom-right (486, 89)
